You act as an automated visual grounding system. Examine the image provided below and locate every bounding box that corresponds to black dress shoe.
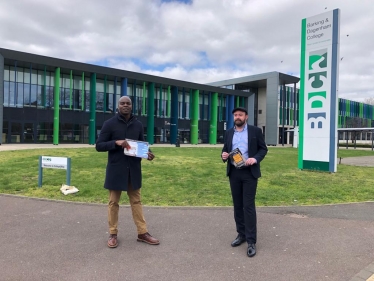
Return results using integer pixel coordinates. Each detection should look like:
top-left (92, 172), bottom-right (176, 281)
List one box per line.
top-left (247, 243), bottom-right (256, 257)
top-left (231, 234), bottom-right (246, 247)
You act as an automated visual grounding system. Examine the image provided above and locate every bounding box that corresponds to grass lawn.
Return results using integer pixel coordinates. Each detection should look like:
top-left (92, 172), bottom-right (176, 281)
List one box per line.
top-left (0, 147), bottom-right (373, 206)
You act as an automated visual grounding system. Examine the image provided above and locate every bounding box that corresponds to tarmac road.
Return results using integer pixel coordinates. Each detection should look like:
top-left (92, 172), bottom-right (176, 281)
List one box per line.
top-left (1, 195), bottom-right (374, 281)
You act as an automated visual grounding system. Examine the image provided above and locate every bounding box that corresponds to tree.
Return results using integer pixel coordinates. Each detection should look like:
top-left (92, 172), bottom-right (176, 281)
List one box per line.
top-left (363, 97), bottom-right (374, 105)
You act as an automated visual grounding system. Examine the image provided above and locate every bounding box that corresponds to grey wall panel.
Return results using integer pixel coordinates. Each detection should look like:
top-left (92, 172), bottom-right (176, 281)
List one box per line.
top-left (266, 74), bottom-right (279, 145)
top-left (0, 54), bottom-right (4, 144)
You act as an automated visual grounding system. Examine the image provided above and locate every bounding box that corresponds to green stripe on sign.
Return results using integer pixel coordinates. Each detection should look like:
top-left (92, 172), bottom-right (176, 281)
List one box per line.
top-left (303, 160), bottom-right (330, 171)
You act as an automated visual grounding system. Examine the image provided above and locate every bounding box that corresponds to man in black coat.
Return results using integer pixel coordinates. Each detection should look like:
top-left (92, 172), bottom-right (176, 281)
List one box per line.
top-left (96, 96), bottom-right (159, 248)
top-left (221, 107), bottom-right (267, 257)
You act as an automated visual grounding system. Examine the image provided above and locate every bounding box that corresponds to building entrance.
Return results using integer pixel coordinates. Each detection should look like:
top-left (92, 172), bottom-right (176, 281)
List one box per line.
top-left (3, 121), bottom-right (37, 143)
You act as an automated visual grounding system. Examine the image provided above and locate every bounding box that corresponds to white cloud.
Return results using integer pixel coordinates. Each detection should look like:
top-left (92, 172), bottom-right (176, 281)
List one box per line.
top-left (0, 0), bottom-right (373, 101)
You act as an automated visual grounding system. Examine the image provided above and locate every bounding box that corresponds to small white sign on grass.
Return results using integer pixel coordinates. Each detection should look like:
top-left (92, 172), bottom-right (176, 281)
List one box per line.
top-left (38, 156), bottom-right (71, 187)
top-left (41, 156), bottom-right (68, 169)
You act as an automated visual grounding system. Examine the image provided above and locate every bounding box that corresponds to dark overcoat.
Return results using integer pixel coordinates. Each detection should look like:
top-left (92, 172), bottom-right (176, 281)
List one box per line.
top-left (222, 125), bottom-right (268, 178)
top-left (96, 114), bottom-right (145, 191)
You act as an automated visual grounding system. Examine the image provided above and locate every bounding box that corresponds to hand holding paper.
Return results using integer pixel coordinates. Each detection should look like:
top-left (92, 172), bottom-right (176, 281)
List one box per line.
top-left (116, 140), bottom-right (131, 149)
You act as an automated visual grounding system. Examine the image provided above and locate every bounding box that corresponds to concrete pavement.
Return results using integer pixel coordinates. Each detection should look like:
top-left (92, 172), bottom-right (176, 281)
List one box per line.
top-left (1, 195), bottom-right (374, 281)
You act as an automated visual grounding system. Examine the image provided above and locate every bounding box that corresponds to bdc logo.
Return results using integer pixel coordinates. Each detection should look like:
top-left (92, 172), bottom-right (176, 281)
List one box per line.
top-left (43, 158), bottom-right (52, 161)
top-left (307, 49), bottom-right (328, 129)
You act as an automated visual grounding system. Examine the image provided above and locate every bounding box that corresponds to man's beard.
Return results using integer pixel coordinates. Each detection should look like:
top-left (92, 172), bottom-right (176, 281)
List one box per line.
top-left (234, 119), bottom-right (246, 127)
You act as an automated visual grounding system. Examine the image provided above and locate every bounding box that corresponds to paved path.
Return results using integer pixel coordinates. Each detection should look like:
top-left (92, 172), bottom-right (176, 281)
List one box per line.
top-left (0, 143), bottom-right (288, 151)
top-left (0, 143), bottom-right (221, 151)
top-left (339, 156), bottom-right (374, 167)
top-left (1, 195), bottom-right (374, 281)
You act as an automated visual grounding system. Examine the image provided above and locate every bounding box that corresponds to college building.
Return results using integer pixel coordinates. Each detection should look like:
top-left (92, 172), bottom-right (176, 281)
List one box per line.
top-left (1, 48), bottom-right (373, 146)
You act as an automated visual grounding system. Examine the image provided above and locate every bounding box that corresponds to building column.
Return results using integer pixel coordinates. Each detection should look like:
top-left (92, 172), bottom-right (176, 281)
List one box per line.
top-left (147, 82), bottom-right (155, 144)
top-left (190, 89), bottom-right (199, 144)
top-left (170, 86), bottom-right (178, 144)
top-left (227, 95), bottom-right (235, 130)
top-left (121, 78), bottom-right (127, 96)
top-left (53, 67), bottom-right (60, 145)
top-left (89, 73), bottom-right (96, 145)
top-left (209, 92), bottom-right (218, 145)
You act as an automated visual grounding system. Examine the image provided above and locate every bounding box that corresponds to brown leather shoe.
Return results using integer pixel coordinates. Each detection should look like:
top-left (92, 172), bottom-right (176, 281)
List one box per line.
top-left (108, 234), bottom-right (118, 248)
top-left (137, 232), bottom-right (160, 245)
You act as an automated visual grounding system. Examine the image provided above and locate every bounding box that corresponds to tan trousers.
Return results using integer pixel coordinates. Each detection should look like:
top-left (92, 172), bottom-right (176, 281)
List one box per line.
top-left (108, 183), bottom-right (147, 235)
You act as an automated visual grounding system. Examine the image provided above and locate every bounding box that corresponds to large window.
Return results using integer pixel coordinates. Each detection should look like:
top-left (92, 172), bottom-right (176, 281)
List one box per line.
top-left (107, 80), bottom-right (115, 112)
top-left (73, 76), bottom-right (82, 110)
top-left (46, 86), bottom-right (54, 108)
top-left (134, 85), bottom-right (144, 116)
top-left (31, 69), bottom-right (38, 107)
top-left (45, 72), bottom-right (54, 108)
top-left (96, 79), bottom-right (104, 111)
top-left (84, 89), bottom-right (90, 112)
top-left (9, 82), bottom-right (15, 107)
top-left (60, 74), bottom-right (71, 109)
top-left (16, 83), bottom-right (23, 107)
top-left (199, 94), bottom-right (208, 120)
top-left (185, 92), bottom-right (190, 119)
top-left (3, 81), bottom-right (9, 106)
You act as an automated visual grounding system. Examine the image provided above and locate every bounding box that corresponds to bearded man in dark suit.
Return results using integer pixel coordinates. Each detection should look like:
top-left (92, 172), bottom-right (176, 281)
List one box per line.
top-left (221, 107), bottom-right (268, 257)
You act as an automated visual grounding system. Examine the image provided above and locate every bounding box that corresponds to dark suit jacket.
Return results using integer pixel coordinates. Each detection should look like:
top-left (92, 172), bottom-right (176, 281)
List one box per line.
top-left (222, 125), bottom-right (268, 178)
top-left (96, 114), bottom-right (144, 191)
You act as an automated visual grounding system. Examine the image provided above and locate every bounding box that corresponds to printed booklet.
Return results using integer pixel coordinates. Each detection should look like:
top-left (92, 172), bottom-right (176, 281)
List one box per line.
top-left (123, 139), bottom-right (150, 159)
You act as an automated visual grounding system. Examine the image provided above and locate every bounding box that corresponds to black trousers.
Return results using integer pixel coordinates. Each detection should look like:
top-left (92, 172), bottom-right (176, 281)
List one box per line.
top-left (229, 166), bottom-right (258, 244)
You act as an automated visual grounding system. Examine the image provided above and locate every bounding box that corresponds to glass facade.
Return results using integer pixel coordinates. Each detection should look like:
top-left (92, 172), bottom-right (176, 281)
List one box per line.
top-left (2, 63), bottom-right (234, 144)
top-left (2, 55), bottom-right (372, 146)
top-left (278, 85), bottom-right (300, 127)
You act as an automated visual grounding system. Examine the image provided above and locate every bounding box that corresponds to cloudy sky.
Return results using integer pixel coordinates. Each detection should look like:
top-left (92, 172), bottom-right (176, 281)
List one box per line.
top-left (1, 0), bottom-right (373, 102)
